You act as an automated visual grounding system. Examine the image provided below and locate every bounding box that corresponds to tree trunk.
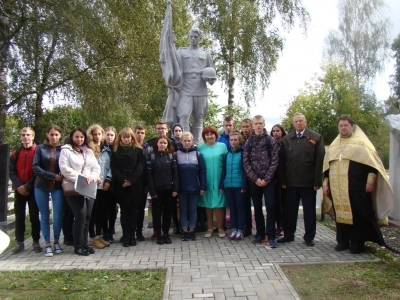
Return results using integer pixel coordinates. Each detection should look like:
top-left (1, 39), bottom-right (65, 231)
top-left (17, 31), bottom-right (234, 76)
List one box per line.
top-left (33, 93), bottom-right (44, 143)
top-left (227, 47), bottom-right (235, 108)
top-left (0, 0), bottom-right (13, 144)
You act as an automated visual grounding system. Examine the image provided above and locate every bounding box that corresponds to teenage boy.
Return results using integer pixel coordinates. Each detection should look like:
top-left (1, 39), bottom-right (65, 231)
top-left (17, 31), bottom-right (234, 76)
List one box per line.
top-left (217, 116), bottom-right (234, 148)
top-left (243, 116), bottom-right (280, 248)
top-left (9, 127), bottom-right (41, 254)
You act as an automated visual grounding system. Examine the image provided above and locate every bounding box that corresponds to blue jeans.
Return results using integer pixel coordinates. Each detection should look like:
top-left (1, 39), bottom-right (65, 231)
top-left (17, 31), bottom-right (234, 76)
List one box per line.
top-left (225, 188), bottom-right (246, 232)
top-left (179, 193), bottom-right (199, 230)
top-left (35, 188), bottom-right (64, 244)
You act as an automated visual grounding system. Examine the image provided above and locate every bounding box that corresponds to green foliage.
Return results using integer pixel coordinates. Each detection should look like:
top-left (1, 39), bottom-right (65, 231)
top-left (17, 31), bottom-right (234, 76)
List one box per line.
top-left (204, 99), bottom-right (250, 131)
top-left (385, 34), bottom-right (400, 114)
top-left (1, 0), bottom-right (193, 143)
top-left (188, 0), bottom-right (309, 105)
top-left (282, 61), bottom-right (388, 166)
top-left (326, 0), bottom-right (390, 84)
top-left (4, 115), bottom-right (23, 150)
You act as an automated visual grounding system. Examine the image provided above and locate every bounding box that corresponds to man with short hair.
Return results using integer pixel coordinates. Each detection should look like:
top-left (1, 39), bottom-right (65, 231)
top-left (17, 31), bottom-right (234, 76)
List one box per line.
top-left (278, 113), bottom-right (325, 246)
top-left (243, 115), bottom-right (280, 248)
top-left (241, 119), bottom-right (252, 142)
top-left (241, 118), bottom-right (253, 236)
top-left (217, 116), bottom-right (234, 148)
top-left (147, 121), bottom-right (169, 148)
top-left (9, 127), bottom-right (41, 254)
top-left (134, 124), bottom-right (151, 241)
top-left (322, 115), bottom-right (393, 254)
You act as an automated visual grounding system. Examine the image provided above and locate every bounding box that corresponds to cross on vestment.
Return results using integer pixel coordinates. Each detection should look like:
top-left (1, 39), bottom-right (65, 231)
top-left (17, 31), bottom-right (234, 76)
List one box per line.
top-left (338, 153), bottom-right (343, 161)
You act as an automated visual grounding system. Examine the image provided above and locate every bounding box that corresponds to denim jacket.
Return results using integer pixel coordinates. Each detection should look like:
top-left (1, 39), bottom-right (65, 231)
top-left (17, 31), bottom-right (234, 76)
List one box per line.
top-left (97, 144), bottom-right (112, 189)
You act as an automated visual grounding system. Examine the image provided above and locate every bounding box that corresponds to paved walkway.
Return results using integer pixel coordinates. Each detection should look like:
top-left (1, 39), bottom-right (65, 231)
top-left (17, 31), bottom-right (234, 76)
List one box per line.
top-left (0, 221), bottom-right (379, 300)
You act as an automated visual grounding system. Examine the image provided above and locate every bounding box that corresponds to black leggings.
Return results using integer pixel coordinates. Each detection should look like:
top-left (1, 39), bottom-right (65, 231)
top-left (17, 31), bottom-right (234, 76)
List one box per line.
top-left (65, 195), bottom-right (94, 248)
top-left (89, 189), bottom-right (107, 238)
top-left (104, 191), bottom-right (117, 236)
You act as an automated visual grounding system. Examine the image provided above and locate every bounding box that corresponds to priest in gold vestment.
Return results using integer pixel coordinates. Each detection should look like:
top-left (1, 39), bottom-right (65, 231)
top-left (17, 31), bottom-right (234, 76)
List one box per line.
top-left (323, 115), bottom-right (394, 254)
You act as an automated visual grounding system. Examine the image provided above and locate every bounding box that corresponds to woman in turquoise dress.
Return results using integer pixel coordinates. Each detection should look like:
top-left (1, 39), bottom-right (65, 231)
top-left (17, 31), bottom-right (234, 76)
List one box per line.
top-left (198, 126), bottom-right (228, 238)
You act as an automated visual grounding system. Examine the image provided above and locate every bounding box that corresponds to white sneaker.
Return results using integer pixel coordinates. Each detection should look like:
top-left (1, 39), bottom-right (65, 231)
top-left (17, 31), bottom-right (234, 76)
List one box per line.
top-left (44, 246), bottom-right (53, 257)
top-left (53, 243), bottom-right (62, 254)
top-left (229, 231), bottom-right (237, 240)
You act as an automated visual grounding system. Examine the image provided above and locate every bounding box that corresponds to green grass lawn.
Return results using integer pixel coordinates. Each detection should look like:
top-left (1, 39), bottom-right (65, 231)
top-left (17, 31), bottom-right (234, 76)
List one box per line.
top-left (0, 269), bottom-right (166, 300)
top-left (282, 219), bottom-right (400, 300)
top-left (282, 261), bottom-right (400, 300)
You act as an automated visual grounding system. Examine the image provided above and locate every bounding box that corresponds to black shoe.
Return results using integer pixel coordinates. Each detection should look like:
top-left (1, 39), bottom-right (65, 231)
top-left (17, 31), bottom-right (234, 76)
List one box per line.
top-left (119, 235), bottom-right (125, 243)
top-left (350, 241), bottom-right (364, 254)
top-left (173, 226), bottom-right (182, 235)
top-left (243, 227), bottom-right (252, 237)
top-left (123, 237), bottom-right (129, 247)
top-left (304, 240), bottom-right (315, 247)
top-left (136, 233), bottom-right (145, 242)
top-left (11, 242), bottom-right (24, 254)
top-left (108, 234), bottom-right (115, 243)
top-left (63, 239), bottom-right (74, 246)
top-left (129, 238), bottom-right (137, 247)
top-left (182, 231), bottom-right (189, 241)
top-left (157, 235), bottom-right (164, 245)
top-left (74, 247), bottom-right (89, 256)
top-left (163, 234), bottom-right (172, 244)
top-left (189, 231), bottom-right (196, 241)
top-left (334, 242), bottom-right (350, 251)
top-left (277, 237), bottom-right (294, 243)
top-left (84, 245), bottom-right (95, 254)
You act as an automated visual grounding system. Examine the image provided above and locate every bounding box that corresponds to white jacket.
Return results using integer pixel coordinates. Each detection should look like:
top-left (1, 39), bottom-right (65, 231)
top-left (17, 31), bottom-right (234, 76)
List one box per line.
top-left (59, 144), bottom-right (100, 183)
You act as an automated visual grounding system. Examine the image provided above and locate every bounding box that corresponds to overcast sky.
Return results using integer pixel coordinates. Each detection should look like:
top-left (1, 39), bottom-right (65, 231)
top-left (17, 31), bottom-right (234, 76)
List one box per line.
top-left (210, 0), bottom-right (400, 130)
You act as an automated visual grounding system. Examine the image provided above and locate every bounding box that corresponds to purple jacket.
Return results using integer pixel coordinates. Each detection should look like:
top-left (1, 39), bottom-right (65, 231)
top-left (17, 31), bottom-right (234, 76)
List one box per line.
top-left (243, 133), bottom-right (279, 183)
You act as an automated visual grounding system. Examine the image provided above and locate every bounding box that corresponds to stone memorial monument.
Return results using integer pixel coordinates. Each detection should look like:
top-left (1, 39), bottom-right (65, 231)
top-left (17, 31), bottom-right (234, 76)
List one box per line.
top-left (385, 114), bottom-right (400, 220)
top-left (160, 0), bottom-right (216, 144)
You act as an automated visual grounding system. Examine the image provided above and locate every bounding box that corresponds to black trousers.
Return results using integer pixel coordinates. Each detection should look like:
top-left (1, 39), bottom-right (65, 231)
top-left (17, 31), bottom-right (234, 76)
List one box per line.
top-left (103, 191), bottom-right (117, 236)
top-left (243, 189), bottom-right (252, 231)
top-left (152, 189), bottom-right (173, 235)
top-left (249, 181), bottom-right (276, 240)
top-left (117, 185), bottom-right (138, 239)
top-left (14, 190), bottom-right (41, 243)
top-left (171, 196), bottom-right (179, 228)
top-left (65, 195), bottom-right (94, 248)
top-left (62, 195), bottom-right (74, 241)
top-left (274, 182), bottom-right (285, 230)
top-left (136, 192), bottom-right (147, 234)
top-left (283, 186), bottom-right (316, 241)
top-left (89, 189), bottom-right (107, 238)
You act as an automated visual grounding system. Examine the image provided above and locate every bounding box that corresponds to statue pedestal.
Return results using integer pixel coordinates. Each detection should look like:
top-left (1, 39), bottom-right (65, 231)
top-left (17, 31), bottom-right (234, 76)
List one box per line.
top-left (385, 115), bottom-right (400, 220)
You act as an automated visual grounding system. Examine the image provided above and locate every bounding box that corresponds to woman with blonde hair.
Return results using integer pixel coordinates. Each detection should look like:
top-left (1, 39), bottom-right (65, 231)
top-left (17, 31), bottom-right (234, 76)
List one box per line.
top-left (103, 126), bottom-right (117, 243)
top-left (86, 124), bottom-right (111, 249)
top-left (111, 127), bottom-right (145, 247)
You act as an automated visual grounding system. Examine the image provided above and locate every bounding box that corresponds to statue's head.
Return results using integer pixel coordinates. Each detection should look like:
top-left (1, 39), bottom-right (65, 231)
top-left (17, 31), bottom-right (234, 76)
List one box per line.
top-left (188, 27), bottom-right (203, 41)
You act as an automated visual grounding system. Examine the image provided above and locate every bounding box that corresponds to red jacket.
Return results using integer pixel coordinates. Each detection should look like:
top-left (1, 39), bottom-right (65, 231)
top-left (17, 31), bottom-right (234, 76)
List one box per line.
top-left (9, 144), bottom-right (37, 190)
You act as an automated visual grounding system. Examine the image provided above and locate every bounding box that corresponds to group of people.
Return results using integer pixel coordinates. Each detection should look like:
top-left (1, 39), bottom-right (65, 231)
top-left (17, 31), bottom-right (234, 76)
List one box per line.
top-left (9, 112), bottom-right (392, 257)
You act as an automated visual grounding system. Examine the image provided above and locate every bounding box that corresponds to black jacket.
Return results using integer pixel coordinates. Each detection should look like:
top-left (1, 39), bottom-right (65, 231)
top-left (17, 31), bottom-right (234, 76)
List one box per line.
top-left (32, 141), bottom-right (62, 190)
top-left (279, 128), bottom-right (325, 187)
top-left (111, 146), bottom-right (144, 187)
top-left (147, 151), bottom-right (179, 197)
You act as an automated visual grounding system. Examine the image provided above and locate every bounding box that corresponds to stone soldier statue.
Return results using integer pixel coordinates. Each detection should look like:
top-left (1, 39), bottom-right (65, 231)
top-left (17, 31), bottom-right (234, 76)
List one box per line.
top-left (160, 1), bottom-right (216, 144)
